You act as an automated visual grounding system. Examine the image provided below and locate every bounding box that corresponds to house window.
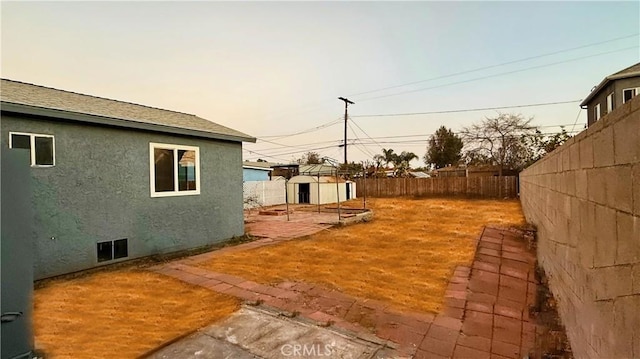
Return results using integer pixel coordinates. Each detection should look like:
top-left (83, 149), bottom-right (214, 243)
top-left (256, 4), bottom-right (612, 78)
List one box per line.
top-left (97, 238), bottom-right (128, 262)
top-left (8, 132), bottom-right (55, 166)
top-left (149, 142), bottom-right (200, 197)
top-left (606, 93), bottom-right (614, 113)
top-left (594, 103), bottom-right (601, 122)
top-left (623, 87), bottom-right (640, 103)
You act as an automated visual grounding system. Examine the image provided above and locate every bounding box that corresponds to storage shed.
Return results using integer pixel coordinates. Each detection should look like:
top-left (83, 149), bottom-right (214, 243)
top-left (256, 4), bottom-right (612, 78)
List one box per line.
top-left (286, 175), bottom-right (356, 204)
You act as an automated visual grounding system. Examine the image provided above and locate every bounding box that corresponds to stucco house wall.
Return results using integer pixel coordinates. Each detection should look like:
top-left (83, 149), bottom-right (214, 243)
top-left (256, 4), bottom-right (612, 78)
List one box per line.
top-left (2, 113), bottom-right (245, 280)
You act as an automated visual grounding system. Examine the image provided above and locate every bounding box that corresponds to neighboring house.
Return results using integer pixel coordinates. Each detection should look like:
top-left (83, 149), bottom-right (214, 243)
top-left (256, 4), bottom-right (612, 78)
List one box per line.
top-left (286, 175), bottom-right (356, 204)
top-left (435, 165), bottom-right (515, 177)
top-left (271, 163), bottom-right (300, 179)
top-left (580, 62), bottom-right (640, 127)
top-left (242, 161), bottom-right (273, 181)
top-left (435, 166), bottom-right (467, 177)
top-left (1, 79), bottom-right (255, 279)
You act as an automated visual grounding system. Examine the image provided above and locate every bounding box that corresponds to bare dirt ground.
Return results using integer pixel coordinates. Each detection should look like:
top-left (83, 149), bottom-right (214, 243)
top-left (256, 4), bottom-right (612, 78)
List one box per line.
top-left (33, 268), bottom-right (239, 358)
top-left (199, 197), bottom-right (526, 314)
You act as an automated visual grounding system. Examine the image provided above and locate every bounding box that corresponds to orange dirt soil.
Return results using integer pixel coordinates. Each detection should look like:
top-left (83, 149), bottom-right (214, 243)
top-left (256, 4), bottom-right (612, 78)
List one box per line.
top-left (200, 197), bottom-right (526, 314)
top-left (33, 268), bottom-right (239, 358)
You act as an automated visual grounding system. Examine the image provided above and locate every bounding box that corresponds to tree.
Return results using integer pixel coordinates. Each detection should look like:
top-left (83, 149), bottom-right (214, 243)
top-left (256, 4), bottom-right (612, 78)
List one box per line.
top-left (424, 126), bottom-right (464, 169)
top-left (339, 161), bottom-right (364, 178)
top-left (522, 127), bottom-right (572, 167)
top-left (460, 113), bottom-right (537, 175)
top-left (380, 148), bottom-right (397, 167)
top-left (296, 151), bottom-right (324, 165)
top-left (392, 151), bottom-right (418, 177)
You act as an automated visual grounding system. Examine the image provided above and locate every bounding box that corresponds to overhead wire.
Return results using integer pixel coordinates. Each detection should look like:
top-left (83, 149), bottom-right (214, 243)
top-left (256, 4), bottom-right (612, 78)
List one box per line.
top-left (347, 33), bottom-right (639, 98)
top-left (353, 46), bottom-right (639, 102)
top-left (351, 100), bottom-right (582, 118)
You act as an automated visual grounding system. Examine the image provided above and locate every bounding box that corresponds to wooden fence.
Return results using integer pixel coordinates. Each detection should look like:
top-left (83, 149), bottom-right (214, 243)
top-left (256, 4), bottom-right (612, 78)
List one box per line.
top-left (354, 176), bottom-right (518, 198)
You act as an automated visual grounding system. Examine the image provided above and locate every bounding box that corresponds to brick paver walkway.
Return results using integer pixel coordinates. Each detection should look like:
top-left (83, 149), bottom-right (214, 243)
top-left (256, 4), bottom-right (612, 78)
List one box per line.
top-left (244, 209), bottom-right (336, 241)
top-left (149, 225), bottom-right (541, 358)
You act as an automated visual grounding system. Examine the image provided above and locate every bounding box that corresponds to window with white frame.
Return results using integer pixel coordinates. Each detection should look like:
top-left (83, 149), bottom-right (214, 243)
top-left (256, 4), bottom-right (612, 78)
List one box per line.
top-left (149, 142), bottom-right (200, 197)
top-left (594, 103), bottom-right (601, 122)
top-left (8, 132), bottom-right (55, 166)
top-left (606, 93), bottom-right (614, 113)
top-left (622, 87), bottom-right (640, 103)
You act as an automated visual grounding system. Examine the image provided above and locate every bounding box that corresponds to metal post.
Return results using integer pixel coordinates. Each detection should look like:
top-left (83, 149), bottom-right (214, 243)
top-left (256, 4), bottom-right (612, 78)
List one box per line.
top-left (285, 178), bottom-right (290, 222)
top-left (335, 168), bottom-right (341, 222)
top-left (363, 163), bottom-right (367, 210)
top-left (317, 172), bottom-right (320, 213)
top-left (338, 97), bottom-right (354, 165)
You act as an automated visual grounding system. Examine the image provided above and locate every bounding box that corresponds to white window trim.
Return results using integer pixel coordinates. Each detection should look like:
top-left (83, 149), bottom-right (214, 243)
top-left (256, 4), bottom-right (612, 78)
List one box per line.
top-left (594, 103), bottom-right (601, 121)
top-left (606, 92), bottom-right (614, 113)
top-left (8, 131), bottom-right (56, 167)
top-left (149, 142), bottom-right (201, 198)
top-left (622, 87), bottom-right (640, 103)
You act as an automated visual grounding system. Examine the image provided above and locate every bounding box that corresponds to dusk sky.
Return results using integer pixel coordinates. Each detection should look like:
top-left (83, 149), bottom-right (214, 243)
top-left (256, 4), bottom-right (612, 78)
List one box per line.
top-left (2, 1), bottom-right (639, 165)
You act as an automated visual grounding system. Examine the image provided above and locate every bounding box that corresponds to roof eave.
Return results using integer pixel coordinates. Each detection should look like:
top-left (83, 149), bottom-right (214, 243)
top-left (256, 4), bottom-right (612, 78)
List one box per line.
top-left (580, 71), bottom-right (640, 107)
top-left (1, 102), bottom-right (257, 143)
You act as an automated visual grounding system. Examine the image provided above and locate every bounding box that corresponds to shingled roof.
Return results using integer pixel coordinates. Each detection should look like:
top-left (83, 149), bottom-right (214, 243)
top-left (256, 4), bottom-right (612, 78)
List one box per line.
top-left (580, 62), bottom-right (640, 107)
top-left (0, 79), bottom-right (255, 143)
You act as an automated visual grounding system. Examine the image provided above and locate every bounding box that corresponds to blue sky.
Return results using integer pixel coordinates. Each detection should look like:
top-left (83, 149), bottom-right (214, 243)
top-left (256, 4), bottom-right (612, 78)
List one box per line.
top-left (2, 1), bottom-right (639, 164)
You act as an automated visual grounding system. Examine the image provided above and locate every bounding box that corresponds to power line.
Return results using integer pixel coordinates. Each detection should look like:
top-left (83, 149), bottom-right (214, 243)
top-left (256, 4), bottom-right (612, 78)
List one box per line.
top-left (347, 122), bottom-right (376, 158)
top-left (354, 46), bottom-right (639, 102)
top-left (570, 108), bottom-right (584, 133)
top-left (352, 100), bottom-right (582, 118)
top-left (258, 118), bottom-right (342, 139)
top-left (348, 116), bottom-right (386, 151)
top-left (249, 34), bottom-right (637, 128)
top-left (347, 33), bottom-right (639, 98)
top-left (247, 122), bottom-right (582, 156)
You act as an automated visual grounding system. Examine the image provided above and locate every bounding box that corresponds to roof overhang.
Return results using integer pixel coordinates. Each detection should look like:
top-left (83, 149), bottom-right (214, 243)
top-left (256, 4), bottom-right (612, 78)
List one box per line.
top-left (580, 71), bottom-right (640, 107)
top-left (1, 101), bottom-right (257, 143)
top-left (243, 165), bottom-right (273, 171)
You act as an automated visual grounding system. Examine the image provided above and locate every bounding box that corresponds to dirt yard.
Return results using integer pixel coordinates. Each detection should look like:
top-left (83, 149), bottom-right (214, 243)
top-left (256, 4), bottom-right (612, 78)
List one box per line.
top-left (199, 197), bottom-right (526, 313)
top-left (33, 268), bottom-right (239, 358)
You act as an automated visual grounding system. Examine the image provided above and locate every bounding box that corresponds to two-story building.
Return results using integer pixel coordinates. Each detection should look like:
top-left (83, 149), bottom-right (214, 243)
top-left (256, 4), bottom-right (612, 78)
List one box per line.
top-left (580, 62), bottom-right (640, 126)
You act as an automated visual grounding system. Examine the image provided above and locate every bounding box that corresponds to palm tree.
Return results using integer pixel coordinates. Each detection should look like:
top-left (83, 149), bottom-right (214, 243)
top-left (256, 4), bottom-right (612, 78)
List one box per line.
top-left (381, 148), bottom-right (397, 167)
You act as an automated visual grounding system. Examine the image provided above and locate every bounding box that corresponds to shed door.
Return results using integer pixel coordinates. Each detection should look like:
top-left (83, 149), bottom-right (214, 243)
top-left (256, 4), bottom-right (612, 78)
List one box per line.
top-left (346, 183), bottom-right (351, 200)
top-left (298, 183), bottom-right (310, 203)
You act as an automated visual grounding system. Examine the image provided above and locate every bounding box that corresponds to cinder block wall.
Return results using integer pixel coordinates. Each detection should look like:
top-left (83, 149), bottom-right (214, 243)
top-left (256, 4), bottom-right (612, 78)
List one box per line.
top-left (520, 95), bottom-right (640, 359)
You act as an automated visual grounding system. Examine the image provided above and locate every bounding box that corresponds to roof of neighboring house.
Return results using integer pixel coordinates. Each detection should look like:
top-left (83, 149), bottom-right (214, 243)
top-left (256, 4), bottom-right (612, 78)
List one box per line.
top-left (243, 161), bottom-right (273, 171)
top-left (580, 62), bottom-right (640, 107)
top-left (289, 175), bottom-right (346, 183)
top-left (0, 79), bottom-right (255, 143)
top-left (408, 171), bottom-right (430, 178)
top-left (467, 165), bottom-right (500, 172)
top-left (243, 161), bottom-right (276, 168)
top-left (436, 166), bottom-right (466, 172)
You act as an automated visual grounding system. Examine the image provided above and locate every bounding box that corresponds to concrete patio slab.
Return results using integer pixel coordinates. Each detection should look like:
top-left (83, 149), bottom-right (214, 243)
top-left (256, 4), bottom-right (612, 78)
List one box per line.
top-left (146, 306), bottom-right (390, 359)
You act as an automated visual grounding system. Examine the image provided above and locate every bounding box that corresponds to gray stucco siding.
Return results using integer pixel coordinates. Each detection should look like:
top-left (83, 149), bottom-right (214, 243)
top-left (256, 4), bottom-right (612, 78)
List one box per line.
top-left (1, 113), bottom-right (244, 279)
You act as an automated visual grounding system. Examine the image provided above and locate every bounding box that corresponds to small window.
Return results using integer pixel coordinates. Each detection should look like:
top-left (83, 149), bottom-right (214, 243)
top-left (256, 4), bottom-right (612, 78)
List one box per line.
top-left (113, 239), bottom-right (128, 259)
top-left (97, 239), bottom-right (128, 262)
top-left (606, 93), bottom-right (614, 113)
top-left (623, 87), bottom-right (640, 103)
top-left (9, 132), bottom-right (55, 166)
top-left (97, 241), bottom-right (113, 262)
top-left (149, 143), bottom-right (200, 197)
top-left (594, 103), bottom-right (601, 121)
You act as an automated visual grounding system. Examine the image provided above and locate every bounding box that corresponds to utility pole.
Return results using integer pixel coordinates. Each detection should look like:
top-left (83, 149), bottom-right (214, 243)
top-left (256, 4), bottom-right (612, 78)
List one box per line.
top-left (338, 97), bottom-right (354, 165)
